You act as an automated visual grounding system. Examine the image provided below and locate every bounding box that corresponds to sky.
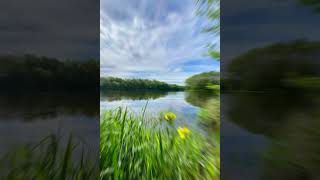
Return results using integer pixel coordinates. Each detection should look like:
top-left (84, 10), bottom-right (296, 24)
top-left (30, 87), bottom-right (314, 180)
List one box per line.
top-left (0, 0), bottom-right (99, 60)
top-left (100, 0), bottom-right (220, 85)
top-left (222, 0), bottom-right (320, 63)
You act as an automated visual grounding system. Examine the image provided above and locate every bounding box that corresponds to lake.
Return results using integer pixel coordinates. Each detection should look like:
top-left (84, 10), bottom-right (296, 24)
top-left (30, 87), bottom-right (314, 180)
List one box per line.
top-left (0, 93), bottom-right (99, 159)
top-left (100, 90), bottom-right (219, 135)
top-left (222, 92), bottom-right (320, 179)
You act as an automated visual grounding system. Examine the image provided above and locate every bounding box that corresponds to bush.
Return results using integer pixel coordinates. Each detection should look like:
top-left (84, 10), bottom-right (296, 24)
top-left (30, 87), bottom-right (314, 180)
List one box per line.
top-left (185, 71), bottom-right (220, 90)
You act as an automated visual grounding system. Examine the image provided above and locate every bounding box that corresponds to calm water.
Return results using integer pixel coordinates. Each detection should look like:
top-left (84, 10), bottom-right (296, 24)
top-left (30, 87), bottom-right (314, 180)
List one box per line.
top-left (0, 93), bottom-right (99, 157)
top-left (100, 90), bottom-right (217, 133)
top-left (222, 93), bottom-right (320, 180)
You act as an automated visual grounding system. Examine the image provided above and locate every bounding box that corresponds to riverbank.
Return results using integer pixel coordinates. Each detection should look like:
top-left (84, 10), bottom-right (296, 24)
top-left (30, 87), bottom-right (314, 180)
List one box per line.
top-left (100, 107), bottom-right (220, 179)
top-left (100, 77), bottom-right (185, 91)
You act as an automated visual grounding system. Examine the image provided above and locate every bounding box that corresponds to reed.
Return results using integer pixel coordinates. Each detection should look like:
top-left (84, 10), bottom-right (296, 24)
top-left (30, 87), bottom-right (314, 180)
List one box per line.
top-left (100, 107), bottom-right (220, 180)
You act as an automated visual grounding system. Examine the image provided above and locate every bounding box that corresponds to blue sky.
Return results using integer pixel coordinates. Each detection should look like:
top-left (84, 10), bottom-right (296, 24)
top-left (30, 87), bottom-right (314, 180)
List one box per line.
top-left (100, 0), bottom-right (219, 84)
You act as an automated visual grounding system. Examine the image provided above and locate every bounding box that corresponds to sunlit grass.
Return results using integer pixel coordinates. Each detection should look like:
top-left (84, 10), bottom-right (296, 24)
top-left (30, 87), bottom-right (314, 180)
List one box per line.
top-left (100, 107), bottom-right (220, 180)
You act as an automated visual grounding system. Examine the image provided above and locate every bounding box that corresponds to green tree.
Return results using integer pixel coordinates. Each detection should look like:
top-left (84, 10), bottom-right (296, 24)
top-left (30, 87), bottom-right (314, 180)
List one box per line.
top-left (185, 71), bottom-right (220, 90)
top-left (0, 54), bottom-right (99, 92)
top-left (100, 77), bottom-right (184, 91)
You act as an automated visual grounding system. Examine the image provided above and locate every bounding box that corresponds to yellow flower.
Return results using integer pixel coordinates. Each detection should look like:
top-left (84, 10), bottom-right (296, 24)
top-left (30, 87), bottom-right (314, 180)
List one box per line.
top-left (164, 112), bottom-right (176, 121)
top-left (177, 127), bottom-right (191, 139)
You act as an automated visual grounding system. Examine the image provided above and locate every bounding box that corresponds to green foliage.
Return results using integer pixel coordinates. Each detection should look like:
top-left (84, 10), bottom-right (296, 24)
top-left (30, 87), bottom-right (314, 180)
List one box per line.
top-left (198, 97), bottom-right (220, 128)
top-left (298, 0), bottom-right (320, 12)
top-left (100, 77), bottom-right (185, 91)
top-left (195, 0), bottom-right (220, 59)
top-left (207, 84), bottom-right (220, 91)
top-left (260, 103), bottom-right (320, 179)
top-left (0, 134), bottom-right (98, 180)
top-left (226, 40), bottom-right (320, 92)
top-left (100, 107), bottom-right (220, 180)
top-left (0, 54), bottom-right (99, 92)
top-left (198, 97), bottom-right (220, 147)
top-left (208, 50), bottom-right (220, 59)
top-left (185, 71), bottom-right (220, 90)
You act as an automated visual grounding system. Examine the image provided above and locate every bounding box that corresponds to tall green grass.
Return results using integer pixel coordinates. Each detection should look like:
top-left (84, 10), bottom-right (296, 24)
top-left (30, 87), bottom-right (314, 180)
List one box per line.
top-left (198, 97), bottom-right (220, 127)
top-left (0, 134), bottom-right (98, 180)
top-left (100, 107), bottom-right (220, 180)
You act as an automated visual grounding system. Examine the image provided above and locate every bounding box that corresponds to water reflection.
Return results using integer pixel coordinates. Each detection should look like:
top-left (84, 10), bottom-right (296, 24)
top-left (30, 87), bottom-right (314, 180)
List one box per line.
top-left (0, 93), bottom-right (98, 121)
top-left (100, 90), bottom-right (169, 102)
top-left (0, 93), bottom-right (99, 158)
top-left (100, 90), bottom-right (218, 132)
top-left (185, 89), bottom-right (218, 107)
top-left (223, 41), bottom-right (320, 179)
top-left (223, 92), bottom-right (320, 179)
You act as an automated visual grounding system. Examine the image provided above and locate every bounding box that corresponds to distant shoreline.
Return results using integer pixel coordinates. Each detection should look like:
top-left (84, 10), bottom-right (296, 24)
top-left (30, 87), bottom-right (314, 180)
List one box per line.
top-left (100, 77), bottom-right (185, 91)
top-left (0, 54), bottom-right (99, 93)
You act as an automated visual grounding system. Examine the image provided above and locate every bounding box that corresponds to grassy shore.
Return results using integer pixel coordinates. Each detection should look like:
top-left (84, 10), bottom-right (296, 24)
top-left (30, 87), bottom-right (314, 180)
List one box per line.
top-left (0, 135), bottom-right (98, 179)
top-left (100, 107), bottom-right (220, 180)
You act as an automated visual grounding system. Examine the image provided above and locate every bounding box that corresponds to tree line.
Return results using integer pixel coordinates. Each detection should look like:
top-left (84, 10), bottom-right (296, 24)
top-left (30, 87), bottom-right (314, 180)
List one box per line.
top-left (100, 77), bottom-right (184, 91)
top-left (185, 71), bottom-right (220, 90)
top-left (224, 40), bottom-right (320, 93)
top-left (0, 54), bottom-right (99, 92)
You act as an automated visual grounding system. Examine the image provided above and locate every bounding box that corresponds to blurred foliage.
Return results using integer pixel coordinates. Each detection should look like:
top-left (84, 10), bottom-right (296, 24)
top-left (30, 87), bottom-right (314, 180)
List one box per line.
top-left (198, 97), bottom-right (220, 128)
top-left (100, 77), bottom-right (184, 91)
top-left (298, 0), bottom-right (320, 12)
top-left (0, 134), bottom-right (98, 180)
top-left (198, 97), bottom-right (220, 148)
top-left (226, 40), bottom-right (320, 93)
top-left (0, 54), bottom-right (99, 92)
top-left (208, 84), bottom-right (221, 91)
top-left (261, 97), bottom-right (320, 179)
top-left (100, 107), bottom-right (220, 180)
top-left (196, 0), bottom-right (220, 59)
top-left (185, 71), bottom-right (220, 90)
top-left (185, 71), bottom-right (220, 130)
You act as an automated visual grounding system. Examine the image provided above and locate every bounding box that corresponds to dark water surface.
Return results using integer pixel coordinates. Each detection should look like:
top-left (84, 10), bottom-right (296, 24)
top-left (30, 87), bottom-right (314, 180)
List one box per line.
top-left (0, 93), bottom-right (99, 157)
top-left (222, 92), bottom-right (320, 180)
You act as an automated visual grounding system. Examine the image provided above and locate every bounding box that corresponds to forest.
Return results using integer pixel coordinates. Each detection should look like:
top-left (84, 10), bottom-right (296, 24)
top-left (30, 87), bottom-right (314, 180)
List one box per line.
top-left (185, 71), bottom-right (220, 90)
top-left (0, 54), bottom-right (99, 92)
top-left (225, 40), bottom-right (320, 93)
top-left (100, 77), bottom-right (185, 91)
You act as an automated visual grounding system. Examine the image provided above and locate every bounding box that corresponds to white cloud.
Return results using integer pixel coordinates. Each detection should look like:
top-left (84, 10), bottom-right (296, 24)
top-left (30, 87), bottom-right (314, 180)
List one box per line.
top-left (100, 0), bottom-right (218, 84)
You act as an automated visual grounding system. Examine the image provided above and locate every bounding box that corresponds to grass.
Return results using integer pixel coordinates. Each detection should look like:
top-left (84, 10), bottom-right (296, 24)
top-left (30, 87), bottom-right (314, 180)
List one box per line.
top-left (0, 134), bottom-right (98, 180)
top-left (198, 97), bottom-right (220, 127)
top-left (100, 107), bottom-right (220, 180)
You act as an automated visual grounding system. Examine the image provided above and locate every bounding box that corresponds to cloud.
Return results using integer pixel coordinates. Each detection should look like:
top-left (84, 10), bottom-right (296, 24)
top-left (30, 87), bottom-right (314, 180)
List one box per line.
top-left (0, 0), bottom-right (99, 59)
top-left (100, 0), bottom-right (219, 84)
top-left (223, 0), bottom-right (320, 62)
